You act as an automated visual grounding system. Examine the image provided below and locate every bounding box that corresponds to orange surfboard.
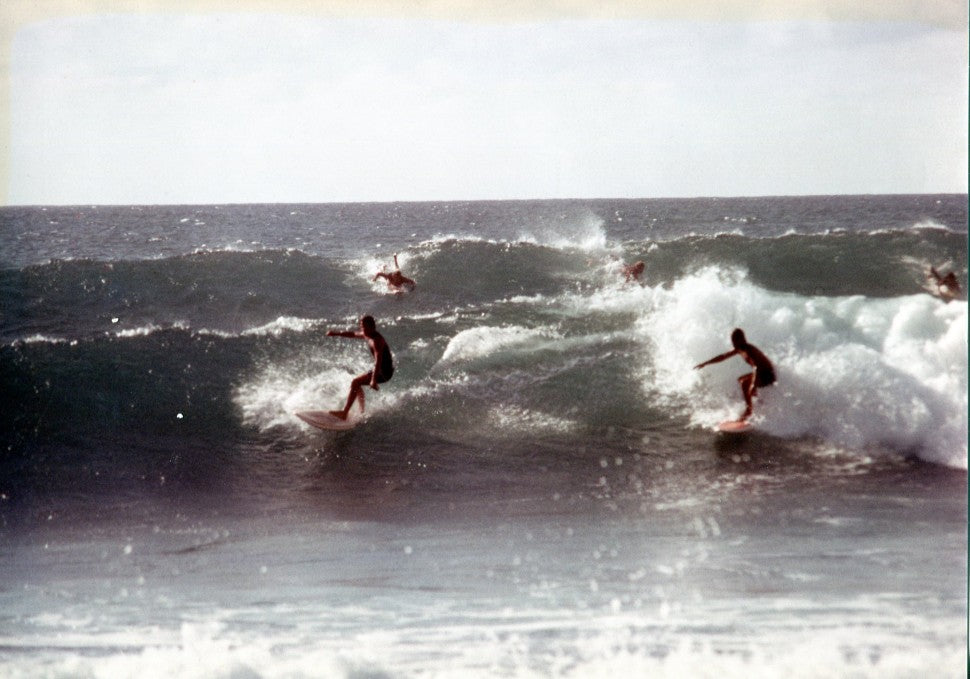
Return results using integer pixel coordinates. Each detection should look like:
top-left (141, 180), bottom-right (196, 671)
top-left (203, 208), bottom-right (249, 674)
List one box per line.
top-left (295, 410), bottom-right (360, 431)
top-left (717, 420), bottom-right (753, 434)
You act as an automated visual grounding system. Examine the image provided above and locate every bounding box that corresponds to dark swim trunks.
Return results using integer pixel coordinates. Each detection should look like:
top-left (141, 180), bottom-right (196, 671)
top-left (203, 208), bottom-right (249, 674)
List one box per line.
top-left (755, 365), bottom-right (776, 388)
top-left (374, 345), bottom-right (394, 383)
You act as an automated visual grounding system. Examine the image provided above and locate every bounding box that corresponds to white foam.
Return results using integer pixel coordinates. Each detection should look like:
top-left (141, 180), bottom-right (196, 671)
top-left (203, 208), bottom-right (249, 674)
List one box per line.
top-left (113, 322), bottom-right (187, 338)
top-left (424, 233), bottom-right (494, 246)
top-left (105, 317), bottom-right (320, 341)
top-left (639, 267), bottom-right (967, 469)
top-left (239, 316), bottom-right (321, 337)
top-left (516, 209), bottom-right (612, 252)
top-left (436, 325), bottom-right (561, 367)
top-left (544, 635), bottom-right (964, 679)
top-left (910, 218), bottom-right (951, 231)
top-left (9, 334), bottom-right (71, 346)
top-left (424, 210), bottom-right (616, 254)
top-left (234, 358), bottom-right (358, 432)
top-left (10, 322), bottom-right (194, 345)
top-left (3, 613), bottom-right (960, 679)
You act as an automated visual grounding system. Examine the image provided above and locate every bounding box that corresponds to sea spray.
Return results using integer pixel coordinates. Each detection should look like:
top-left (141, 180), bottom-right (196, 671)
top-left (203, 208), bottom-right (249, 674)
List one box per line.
top-left (639, 267), bottom-right (967, 468)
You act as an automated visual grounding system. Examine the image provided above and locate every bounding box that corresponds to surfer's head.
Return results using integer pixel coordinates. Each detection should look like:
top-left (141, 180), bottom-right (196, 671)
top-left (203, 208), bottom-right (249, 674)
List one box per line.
top-left (731, 328), bottom-right (747, 348)
top-left (360, 315), bottom-right (377, 334)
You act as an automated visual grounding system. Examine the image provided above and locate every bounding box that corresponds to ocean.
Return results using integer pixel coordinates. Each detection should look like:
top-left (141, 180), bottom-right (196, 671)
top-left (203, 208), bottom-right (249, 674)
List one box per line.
top-left (0, 195), bottom-right (966, 677)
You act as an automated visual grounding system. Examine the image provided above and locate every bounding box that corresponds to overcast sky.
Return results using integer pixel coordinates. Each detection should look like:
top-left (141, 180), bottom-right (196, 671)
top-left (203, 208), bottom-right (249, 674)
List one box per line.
top-left (4, 4), bottom-right (967, 205)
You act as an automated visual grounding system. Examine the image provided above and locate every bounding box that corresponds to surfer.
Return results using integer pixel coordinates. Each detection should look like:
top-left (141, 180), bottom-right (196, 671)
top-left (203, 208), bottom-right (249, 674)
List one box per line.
top-left (623, 260), bottom-right (645, 282)
top-left (929, 266), bottom-right (961, 301)
top-left (326, 315), bottom-right (394, 420)
top-left (373, 254), bottom-right (416, 292)
top-left (694, 328), bottom-right (776, 422)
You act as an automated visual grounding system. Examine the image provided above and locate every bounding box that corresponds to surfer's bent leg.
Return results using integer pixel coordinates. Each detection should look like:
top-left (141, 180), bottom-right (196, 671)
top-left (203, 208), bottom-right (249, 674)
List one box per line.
top-left (331, 373), bottom-right (371, 419)
top-left (355, 374), bottom-right (368, 412)
top-left (738, 373), bottom-right (755, 420)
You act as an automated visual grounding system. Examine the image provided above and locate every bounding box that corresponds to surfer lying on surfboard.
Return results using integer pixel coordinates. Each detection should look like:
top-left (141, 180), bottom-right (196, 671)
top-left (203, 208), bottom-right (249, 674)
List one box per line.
top-left (326, 315), bottom-right (394, 420)
top-left (373, 254), bottom-right (416, 292)
top-left (694, 328), bottom-right (776, 423)
top-left (929, 266), bottom-right (961, 302)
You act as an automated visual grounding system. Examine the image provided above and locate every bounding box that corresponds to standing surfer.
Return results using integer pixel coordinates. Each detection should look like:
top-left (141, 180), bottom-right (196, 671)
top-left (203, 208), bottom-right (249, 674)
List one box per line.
top-left (695, 328), bottom-right (776, 422)
top-left (327, 315), bottom-right (394, 420)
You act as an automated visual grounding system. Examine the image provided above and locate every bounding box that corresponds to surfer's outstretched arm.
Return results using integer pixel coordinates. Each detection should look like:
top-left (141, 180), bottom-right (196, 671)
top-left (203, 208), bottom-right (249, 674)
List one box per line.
top-left (695, 349), bottom-right (738, 370)
top-left (327, 329), bottom-right (363, 339)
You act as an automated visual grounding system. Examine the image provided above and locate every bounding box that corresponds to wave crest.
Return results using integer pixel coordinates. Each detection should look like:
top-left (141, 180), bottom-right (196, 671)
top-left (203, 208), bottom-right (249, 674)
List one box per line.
top-left (640, 267), bottom-right (967, 468)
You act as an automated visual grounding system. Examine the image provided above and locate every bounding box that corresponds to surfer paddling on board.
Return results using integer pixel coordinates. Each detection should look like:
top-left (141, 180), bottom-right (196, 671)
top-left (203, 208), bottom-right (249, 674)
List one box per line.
top-left (326, 315), bottom-right (394, 420)
top-left (373, 254), bottom-right (416, 292)
top-left (929, 266), bottom-right (961, 301)
top-left (694, 328), bottom-right (776, 422)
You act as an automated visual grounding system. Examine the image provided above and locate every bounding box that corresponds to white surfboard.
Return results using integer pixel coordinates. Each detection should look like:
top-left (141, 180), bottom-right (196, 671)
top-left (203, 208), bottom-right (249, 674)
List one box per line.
top-left (295, 410), bottom-right (360, 431)
top-left (717, 419), bottom-right (754, 434)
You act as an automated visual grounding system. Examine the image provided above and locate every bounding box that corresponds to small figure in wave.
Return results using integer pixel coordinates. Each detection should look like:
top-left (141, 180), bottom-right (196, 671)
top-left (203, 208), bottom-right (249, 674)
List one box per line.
top-left (374, 253), bottom-right (416, 292)
top-left (623, 260), bottom-right (645, 283)
top-left (695, 328), bottom-right (776, 422)
top-left (929, 266), bottom-right (961, 302)
top-left (326, 315), bottom-right (394, 420)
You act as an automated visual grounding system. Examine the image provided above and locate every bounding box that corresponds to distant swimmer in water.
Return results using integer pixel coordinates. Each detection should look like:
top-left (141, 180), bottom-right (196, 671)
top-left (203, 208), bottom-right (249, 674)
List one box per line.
top-left (326, 315), bottom-right (394, 420)
top-left (373, 254), bottom-right (416, 292)
top-left (623, 260), bottom-right (645, 283)
top-left (929, 266), bottom-right (961, 301)
top-left (695, 328), bottom-right (776, 422)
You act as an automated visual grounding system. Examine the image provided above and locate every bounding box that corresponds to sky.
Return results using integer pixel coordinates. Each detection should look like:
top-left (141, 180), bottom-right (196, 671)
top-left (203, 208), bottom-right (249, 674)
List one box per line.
top-left (2, 1), bottom-right (967, 205)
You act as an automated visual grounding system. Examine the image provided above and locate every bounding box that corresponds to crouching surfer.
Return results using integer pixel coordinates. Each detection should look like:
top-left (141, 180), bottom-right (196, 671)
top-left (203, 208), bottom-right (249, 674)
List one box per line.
top-left (326, 315), bottom-right (394, 420)
top-left (694, 328), bottom-right (776, 422)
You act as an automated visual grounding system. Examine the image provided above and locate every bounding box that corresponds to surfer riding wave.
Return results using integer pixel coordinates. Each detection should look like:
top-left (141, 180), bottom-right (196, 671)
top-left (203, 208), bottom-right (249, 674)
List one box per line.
top-left (326, 315), bottom-right (394, 420)
top-left (694, 328), bottom-right (775, 423)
